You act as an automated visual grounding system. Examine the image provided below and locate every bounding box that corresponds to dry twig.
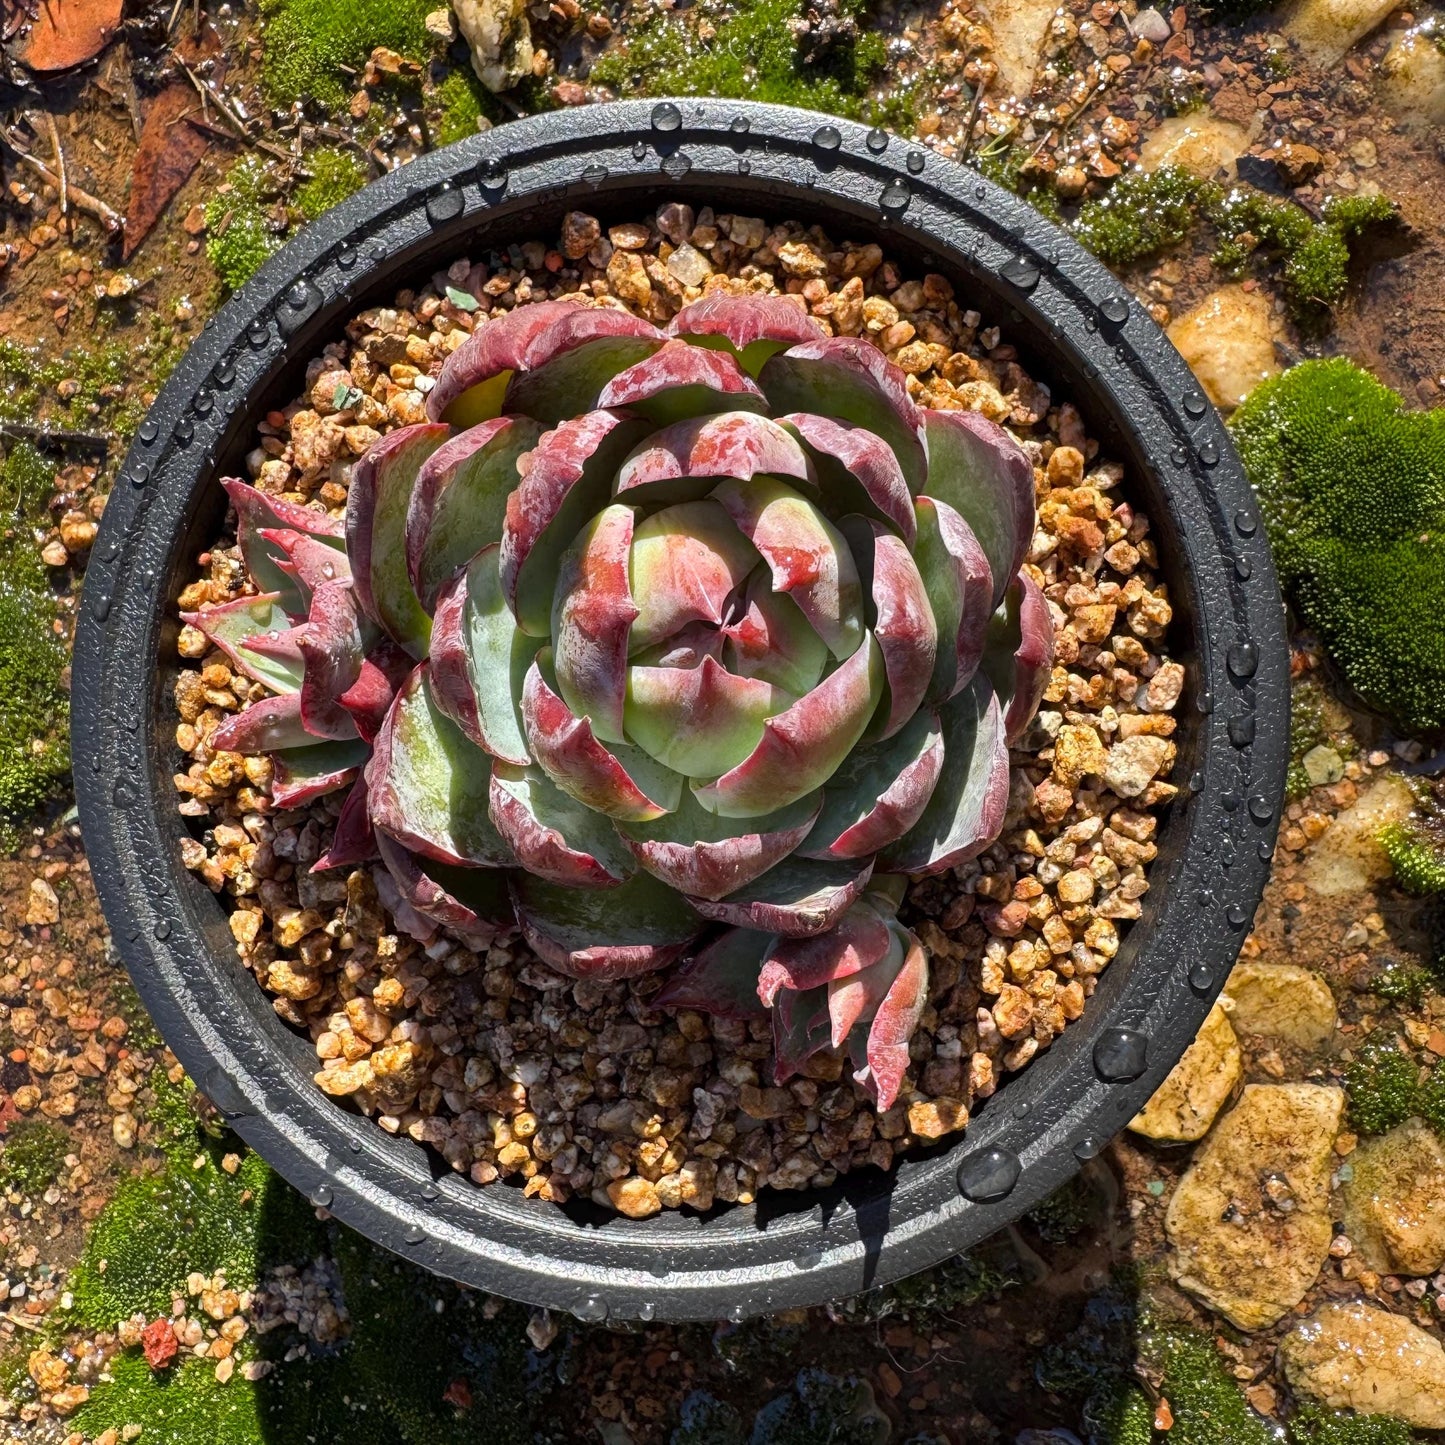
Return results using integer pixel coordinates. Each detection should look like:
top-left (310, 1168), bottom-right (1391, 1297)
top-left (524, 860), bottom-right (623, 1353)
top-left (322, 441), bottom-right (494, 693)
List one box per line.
top-left (0, 128), bottom-right (122, 232)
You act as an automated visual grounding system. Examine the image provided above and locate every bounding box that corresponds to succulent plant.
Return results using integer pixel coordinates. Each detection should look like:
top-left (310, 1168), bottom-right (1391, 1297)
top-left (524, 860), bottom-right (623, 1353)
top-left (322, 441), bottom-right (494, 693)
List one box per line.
top-left (190, 294), bottom-right (1051, 1110)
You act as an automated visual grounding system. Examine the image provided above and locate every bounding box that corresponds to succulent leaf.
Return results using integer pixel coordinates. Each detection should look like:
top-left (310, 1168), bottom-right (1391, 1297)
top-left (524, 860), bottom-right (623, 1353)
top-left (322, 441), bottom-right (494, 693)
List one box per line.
top-left (346, 421), bottom-right (449, 657)
top-left (223, 478), bottom-right (343, 613)
top-left (597, 340), bottom-right (768, 426)
top-left (261, 528), bottom-right (353, 597)
top-left (759, 338), bottom-right (927, 495)
top-left (654, 928), bottom-right (773, 1017)
top-left (521, 656), bottom-right (683, 821)
top-left (618, 788), bottom-right (821, 901)
top-left (692, 634), bottom-right (884, 818)
top-left (510, 870), bottom-right (702, 979)
top-left (181, 592), bottom-right (304, 694)
top-left (312, 775), bottom-right (377, 870)
top-left (366, 668), bottom-right (514, 868)
top-left (913, 495), bottom-right (993, 702)
top-left (687, 854), bottom-right (873, 937)
top-left (668, 293), bottom-right (826, 375)
top-left (405, 416), bottom-right (543, 610)
top-left (921, 409), bottom-right (1036, 608)
top-left (374, 829), bottom-right (512, 948)
top-left (721, 568), bottom-right (830, 696)
top-left (270, 737), bottom-right (371, 807)
top-left (982, 571), bottom-right (1056, 744)
top-left (781, 412), bottom-right (916, 543)
top-left (772, 984), bottom-right (833, 1083)
top-left (854, 928), bottom-right (929, 1109)
top-left (880, 675), bottom-right (1009, 875)
top-left (488, 761), bottom-right (637, 888)
top-left (296, 579), bottom-right (367, 741)
top-left (756, 898), bottom-right (893, 1005)
top-left (209, 690), bottom-right (315, 753)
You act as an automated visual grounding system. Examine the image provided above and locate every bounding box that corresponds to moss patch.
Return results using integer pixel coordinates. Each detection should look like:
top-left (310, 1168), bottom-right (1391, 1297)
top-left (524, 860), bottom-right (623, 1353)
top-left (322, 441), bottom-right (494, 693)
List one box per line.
top-left (259, 0), bottom-right (435, 109)
top-left (0, 442), bottom-right (70, 846)
top-left (0, 1118), bottom-right (69, 1194)
top-left (295, 147), bottom-right (370, 221)
top-left (1232, 359), bottom-right (1445, 736)
top-left (434, 67), bottom-right (503, 145)
top-left (589, 0), bottom-right (904, 127)
top-left (205, 156), bottom-right (285, 293)
top-left (72, 1351), bottom-right (268, 1445)
top-left (1286, 677), bottom-right (1329, 802)
top-left (1290, 1405), bottom-right (1423, 1444)
top-left (1344, 1031), bottom-right (1429, 1137)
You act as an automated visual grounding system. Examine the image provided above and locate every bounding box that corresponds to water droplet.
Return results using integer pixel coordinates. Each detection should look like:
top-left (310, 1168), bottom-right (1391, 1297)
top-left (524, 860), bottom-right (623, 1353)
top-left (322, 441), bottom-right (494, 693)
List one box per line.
top-left (1198, 440), bottom-right (1220, 467)
top-left (1226, 902), bottom-right (1249, 927)
top-left (174, 418), bottom-right (194, 445)
top-left (311, 1186), bottom-right (333, 1208)
top-left (402, 1224), bottom-right (425, 1245)
top-left (794, 1248), bottom-right (822, 1269)
top-left (425, 184), bottom-right (464, 225)
top-left (480, 158), bottom-right (509, 191)
top-left (92, 592), bottom-right (112, 620)
top-left (906, 150), bottom-right (925, 174)
top-left (248, 322), bottom-right (270, 349)
top-left (1183, 390), bottom-right (1207, 417)
top-left (727, 1305), bottom-right (748, 1324)
top-left (1170, 445), bottom-right (1189, 467)
top-left (1189, 962), bottom-right (1215, 993)
top-left (1000, 255), bottom-right (1040, 291)
top-left (111, 781), bottom-right (132, 807)
top-left (631, 140), bottom-right (647, 161)
top-left (956, 1146), bottom-right (1021, 1202)
top-left (1094, 1028), bottom-right (1148, 1081)
top-left (1073, 1137), bottom-right (1102, 1161)
top-left (660, 150), bottom-right (692, 180)
top-left (1248, 793), bottom-right (1274, 822)
top-left (1234, 510), bottom-right (1257, 537)
top-left (573, 1294), bottom-right (608, 1322)
top-left (130, 461), bottom-right (151, 488)
top-left (350, 1139), bottom-right (363, 1153)
top-left (1228, 714), bottom-right (1256, 747)
top-left (647, 1253), bottom-right (670, 1279)
top-left (204, 1067), bottom-right (251, 1118)
top-left (730, 115), bottom-right (750, 133)
top-left (737, 158), bottom-right (751, 175)
top-left (638, 1302), bottom-right (656, 1321)
top-left (213, 360), bottom-right (236, 388)
top-left (582, 163), bottom-right (608, 184)
top-left (1235, 555), bottom-right (1253, 580)
top-left (277, 279), bottom-right (323, 336)
top-left (1198, 689), bottom-right (1215, 714)
top-left (193, 391), bottom-right (213, 416)
top-left (1221, 789), bottom-right (1241, 812)
top-left (1227, 640), bottom-right (1259, 679)
top-left (813, 124), bottom-right (841, 151)
top-left (1258, 839), bottom-right (1274, 860)
top-left (879, 178), bottom-right (911, 214)
top-left (1196, 887), bottom-right (1216, 908)
top-left (153, 919), bottom-right (171, 941)
top-left (99, 541), bottom-right (118, 562)
top-left (866, 127), bottom-right (888, 153)
top-left (421, 1183), bottom-right (440, 1201)
top-left (337, 246), bottom-right (357, 270)
top-left (1012, 1101), bottom-right (1031, 1119)
top-left (1098, 295), bottom-right (1129, 326)
top-left (651, 101), bottom-right (682, 132)
top-left (138, 419), bottom-right (159, 444)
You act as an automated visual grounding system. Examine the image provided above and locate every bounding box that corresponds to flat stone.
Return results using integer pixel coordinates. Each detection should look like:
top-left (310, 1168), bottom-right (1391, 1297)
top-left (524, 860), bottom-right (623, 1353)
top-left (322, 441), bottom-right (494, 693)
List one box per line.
top-left (1139, 114), bottom-right (1257, 180)
top-left (1303, 744), bottom-right (1344, 786)
top-left (1166, 285), bottom-right (1280, 412)
top-left (1165, 1083), bottom-right (1344, 1330)
top-left (1379, 26), bottom-right (1445, 130)
top-left (1284, 0), bottom-right (1399, 68)
top-left (1280, 1302), bottom-right (1445, 1428)
top-left (1101, 734), bottom-right (1171, 798)
top-left (1223, 960), bottom-right (1337, 1050)
top-left (1302, 773), bottom-right (1414, 897)
top-left (969, 0), bottom-right (1059, 97)
top-left (1129, 1001), bottom-right (1242, 1143)
top-left (1341, 1118), bottom-right (1445, 1276)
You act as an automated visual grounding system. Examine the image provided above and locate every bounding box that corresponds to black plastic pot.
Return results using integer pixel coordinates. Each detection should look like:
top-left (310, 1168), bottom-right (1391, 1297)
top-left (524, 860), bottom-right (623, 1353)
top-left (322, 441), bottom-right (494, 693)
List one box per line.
top-left (74, 99), bottom-right (1289, 1322)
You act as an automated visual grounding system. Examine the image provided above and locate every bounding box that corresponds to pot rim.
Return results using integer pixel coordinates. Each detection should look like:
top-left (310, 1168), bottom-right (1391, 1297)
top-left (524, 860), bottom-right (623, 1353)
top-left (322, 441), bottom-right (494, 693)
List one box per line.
top-left (73, 97), bottom-right (1289, 1323)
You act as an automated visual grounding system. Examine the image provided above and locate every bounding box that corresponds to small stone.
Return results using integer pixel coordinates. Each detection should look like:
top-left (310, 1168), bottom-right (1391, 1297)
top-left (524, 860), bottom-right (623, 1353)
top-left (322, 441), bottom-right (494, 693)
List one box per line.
top-left (608, 222), bottom-right (650, 250)
top-left (59, 511), bottom-right (97, 552)
top-left (112, 1112), bottom-right (137, 1149)
top-left (28, 1350), bottom-right (69, 1392)
top-left (41, 538), bottom-right (69, 566)
top-left (1165, 1083), bottom-right (1345, 1329)
top-left (25, 877), bottom-right (60, 926)
top-left (215, 1355), bottom-right (235, 1384)
top-left (1274, 142), bottom-right (1325, 187)
top-left (665, 242), bottom-right (712, 288)
top-left (1102, 735), bottom-right (1171, 798)
top-left (908, 1098), bottom-right (969, 1138)
top-left (451, 0), bottom-right (534, 92)
top-left (1053, 724), bottom-right (1108, 788)
top-left (560, 211), bottom-right (600, 261)
top-left (1302, 744), bottom-right (1344, 786)
top-left (1055, 165), bottom-right (1089, 199)
top-left (1130, 1001), bottom-right (1242, 1143)
top-left (1223, 960), bottom-right (1336, 1050)
top-left (424, 5), bottom-right (456, 38)
top-left (274, 908), bottom-right (325, 948)
top-left (1166, 285), bottom-right (1280, 411)
top-left (1341, 1118), bottom-right (1445, 1277)
top-left (49, 1385), bottom-right (89, 1415)
top-left (607, 1175), bottom-right (661, 1218)
top-left (656, 203), bottom-right (695, 244)
top-left (606, 249), bottom-right (651, 309)
top-left (1302, 773), bottom-right (1413, 896)
top-left (1132, 5), bottom-right (1171, 40)
top-left (1280, 1302), bottom-right (1445, 1428)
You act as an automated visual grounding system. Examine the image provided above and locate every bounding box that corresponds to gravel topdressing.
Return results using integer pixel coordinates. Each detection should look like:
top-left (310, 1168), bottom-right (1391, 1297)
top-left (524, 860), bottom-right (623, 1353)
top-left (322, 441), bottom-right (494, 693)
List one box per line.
top-left (171, 201), bottom-right (1181, 1215)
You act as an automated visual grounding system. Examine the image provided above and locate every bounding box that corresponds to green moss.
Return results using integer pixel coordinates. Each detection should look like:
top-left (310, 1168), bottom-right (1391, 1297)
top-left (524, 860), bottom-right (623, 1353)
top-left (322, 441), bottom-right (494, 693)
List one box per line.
top-left (435, 66), bottom-right (504, 145)
top-left (1290, 1404), bottom-right (1423, 1444)
top-left (206, 157), bottom-right (285, 292)
top-left (1287, 677), bottom-right (1329, 801)
top-left (837, 1246), bottom-right (1017, 1324)
top-left (110, 976), bottom-right (163, 1051)
top-left (144, 1069), bottom-right (205, 1158)
top-left (1139, 1324), bottom-right (1273, 1445)
top-left (1026, 1173), bottom-right (1097, 1244)
top-left (1372, 959), bottom-right (1432, 1007)
top-left (69, 1149), bottom-right (284, 1327)
top-left (1344, 1031), bottom-right (1424, 1137)
top-left (0, 443), bottom-right (70, 847)
top-left (260, 0), bottom-right (435, 109)
top-left (71, 1351), bottom-right (266, 1445)
top-left (0, 1118), bottom-right (69, 1194)
top-left (1072, 164), bottom-right (1206, 266)
top-left (1381, 821), bottom-right (1445, 894)
top-left (1232, 359), bottom-right (1445, 735)
top-left (589, 0), bottom-right (903, 127)
top-left (295, 147), bottom-right (369, 221)
top-left (1080, 1377), bottom-right (1155, 1445)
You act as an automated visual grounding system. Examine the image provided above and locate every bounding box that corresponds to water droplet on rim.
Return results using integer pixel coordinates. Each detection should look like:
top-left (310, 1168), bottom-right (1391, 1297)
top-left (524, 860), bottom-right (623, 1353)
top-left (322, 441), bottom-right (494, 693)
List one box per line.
top-left (1248, 794), bottom-right (1274, 822)
top-left (403, 1225), bottom-right (425, 1245)
top-left (1170, 445), bottom-right (1189, 467)
top-left (153, 920), bottom-right (171, 941)
top-left (737, 158), bottom-right (751, 175)
top-left (905, 150), bottom-right (925, 174)
top-left (866, 127), bottom-right (888, 153)
top-left (1094, 1028), bottom-right (1148, 1081)
top-left (1226, 903), bottom-right (1249, 927)
top-left (1234, 510), bottom-right (1257, 537)
top-left (794, 1249), bottom-right (822, 1269)
top-left (1000, 255), bottom-right (1040, 291)
top-left (957, 1147), bottom-right (1021, 1202)
top-left (660, 150), bottom-right (692, 180)
top-left (174, 418), bottom-right (194, 445)
top-left (1227, 640), bottom-right (1259, 679)
top-left (130, 462), bottom-right (151, 487)
top-left (1183, 390), bottom-right (1207, 417)
top-left (648, 1254), bottom-right (669, 1278)
top-left (1221, 789), bottom-right (1241, 812)
top-left (651, 101), bottom-right (682, 132)
top-left (1189, 962), bottom-right (1214, 992)
top-left (573, 1294), bottom-right (608, 1322)
top-left (1198, 440), bottom-right (1220, 467)
top-left (1228, 714), bottom-right (1256, 747)
top-left (138, 419), bottom-right (158, 444)
top-left (425, 184), bottom-right (464, 224)
top-left (248, 322), bottom-right (270, 349)
top-left (1189, 770), bottom-right (1206, 792)
top-left (813, 124), bottom-right (841, 151)
top-left (582, 163), bottom-right (608, 184)
top-left (337, 246), bottom-right (357, 270)
top-left (730, 115), bottom-right (750, 133)
top-left (311, 1186), bottom-right (333, 1208)
top-left (631, 139), bottom-right (647, 160)
top-left (1235, 555), bottom-right (1253, 580)
top-left (879, 178), bottom-right (910, 214)
top-left (1098, 295), bottom-right (1130, 326)
top-left (1073, 1137), bottom-right (1102, 1161)
top-left (638, 1302), bottom-right (656, 1321)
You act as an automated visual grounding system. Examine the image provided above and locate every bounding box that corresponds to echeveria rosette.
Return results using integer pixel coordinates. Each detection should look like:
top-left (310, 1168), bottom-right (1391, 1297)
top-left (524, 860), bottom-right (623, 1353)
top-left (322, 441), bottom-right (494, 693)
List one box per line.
top-left (190, 293), bottom-right (1052, 1112)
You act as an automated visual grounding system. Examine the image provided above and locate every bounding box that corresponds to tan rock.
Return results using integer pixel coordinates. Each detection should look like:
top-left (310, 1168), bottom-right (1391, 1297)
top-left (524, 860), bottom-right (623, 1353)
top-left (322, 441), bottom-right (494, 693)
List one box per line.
top-left (1139, 114), bottom-right (1257, 180)
top-left (1280, 1302), bottom-right (1445, 1428)
top-left (25, 877), bottom-right (60, 926)
top-left (1167, 285), bottom-right (1280, 412)
top-left (1129, 1001), bottom-right (1241, 1143)
top-left (1053, 723), bottom-right (1107, 788)
top-left (968, 0), bottom-right (1058, 97)
top-left (607, 1175), bottom-right (662, 1218)
top-left (1341, 1118), bottom-right (1445, 1276)
top-left (1301, 773), bottom-right (1414, 896)
top-left (1379, 26), bottom-right (1445, 130)
top-left (1165, 1083), bottom-right (1344, 1329)
top-left (1283, 0), bottom-right (1399, 68)
top-left (1222, 960), bottom-right (1337, 1050)
top-left (451, 0), bottom-right (533, 92)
